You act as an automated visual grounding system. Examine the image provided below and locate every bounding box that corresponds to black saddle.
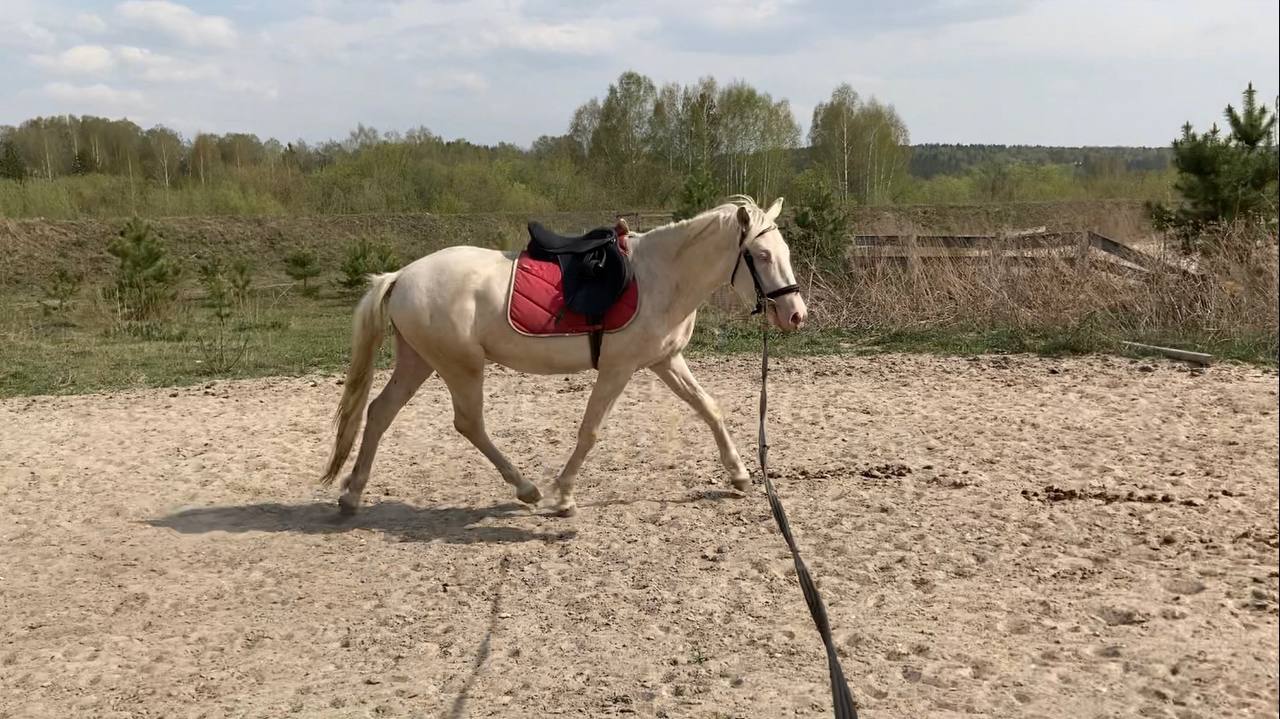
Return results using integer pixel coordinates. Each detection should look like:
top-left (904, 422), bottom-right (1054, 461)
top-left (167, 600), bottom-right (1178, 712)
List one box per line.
top-left (526, 221), bottom-right (634, 369)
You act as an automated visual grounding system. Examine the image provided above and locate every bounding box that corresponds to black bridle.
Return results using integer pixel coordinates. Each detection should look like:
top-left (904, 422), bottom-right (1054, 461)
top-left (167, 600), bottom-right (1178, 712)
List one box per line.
top-left (731, 224), bottom-right (802, 315)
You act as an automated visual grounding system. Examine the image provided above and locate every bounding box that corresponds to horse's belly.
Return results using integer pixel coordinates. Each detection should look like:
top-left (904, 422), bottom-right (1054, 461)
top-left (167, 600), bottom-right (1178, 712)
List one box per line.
top-left (482, 330), bottom-right (604, 375)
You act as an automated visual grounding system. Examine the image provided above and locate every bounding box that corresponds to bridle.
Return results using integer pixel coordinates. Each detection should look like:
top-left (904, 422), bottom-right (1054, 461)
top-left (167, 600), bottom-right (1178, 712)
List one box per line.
top-left (730, 223), bottom-right (802, 315)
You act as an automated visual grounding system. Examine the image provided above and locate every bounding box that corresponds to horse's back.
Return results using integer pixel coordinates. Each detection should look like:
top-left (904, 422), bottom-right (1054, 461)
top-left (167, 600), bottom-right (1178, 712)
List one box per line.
top-left (396, 244), bottom-right (513, 293)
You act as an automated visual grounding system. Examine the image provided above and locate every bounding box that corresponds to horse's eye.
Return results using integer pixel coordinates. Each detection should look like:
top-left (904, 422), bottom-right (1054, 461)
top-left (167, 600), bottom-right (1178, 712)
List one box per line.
top-left (756, 250), bottom-right (772, 263)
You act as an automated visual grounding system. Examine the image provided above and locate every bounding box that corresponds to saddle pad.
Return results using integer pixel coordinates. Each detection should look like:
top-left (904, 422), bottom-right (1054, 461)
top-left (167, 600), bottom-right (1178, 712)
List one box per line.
top-left (507, 250), bottom-right (639, 336)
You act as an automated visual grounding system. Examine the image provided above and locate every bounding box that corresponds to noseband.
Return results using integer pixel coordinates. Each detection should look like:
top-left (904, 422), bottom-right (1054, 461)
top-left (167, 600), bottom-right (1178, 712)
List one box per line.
top-left (730, 224), bottom-right (802, 315)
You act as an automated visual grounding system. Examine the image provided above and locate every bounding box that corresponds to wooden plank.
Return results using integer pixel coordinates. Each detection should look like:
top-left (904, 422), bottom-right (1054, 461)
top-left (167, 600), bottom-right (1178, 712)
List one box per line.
top-left (1121, 341), bottom-right (1213, 366)
top-left (851, 232), bottom-right (1076, 250)
top-left (848, 245), bottom-right (1074, 259)
top-left (1092, 259), bottom-right (1151, 281)
top-left (1087, 231), bottom-right (1189, 275)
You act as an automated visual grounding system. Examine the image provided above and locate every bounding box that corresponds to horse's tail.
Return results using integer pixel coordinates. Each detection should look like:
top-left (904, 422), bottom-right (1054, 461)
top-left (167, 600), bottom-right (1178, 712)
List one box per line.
top-left (319, 271), bottom-right (399, 486)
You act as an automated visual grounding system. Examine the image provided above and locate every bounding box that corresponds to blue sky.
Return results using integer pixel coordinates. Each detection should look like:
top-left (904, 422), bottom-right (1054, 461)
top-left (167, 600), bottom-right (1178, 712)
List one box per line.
top-left (4, 0), bottom-right (1277, 147)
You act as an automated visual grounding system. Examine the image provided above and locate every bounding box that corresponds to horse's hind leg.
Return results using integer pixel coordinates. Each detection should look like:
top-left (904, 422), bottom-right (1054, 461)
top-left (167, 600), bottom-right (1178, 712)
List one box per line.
top-left (338, 329), bottom-right (432, 514)
top-left (437, 362), bottom-right (542, 506)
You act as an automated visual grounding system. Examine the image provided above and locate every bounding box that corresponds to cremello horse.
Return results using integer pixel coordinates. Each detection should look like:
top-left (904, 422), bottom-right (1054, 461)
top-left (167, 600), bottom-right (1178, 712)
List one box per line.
top-left (320, 197), bottom-right (807, 516)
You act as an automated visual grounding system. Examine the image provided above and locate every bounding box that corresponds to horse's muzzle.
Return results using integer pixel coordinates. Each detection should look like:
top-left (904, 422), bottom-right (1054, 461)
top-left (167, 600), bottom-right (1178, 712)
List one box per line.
top-left (770, 294), bottom-right (807, 331)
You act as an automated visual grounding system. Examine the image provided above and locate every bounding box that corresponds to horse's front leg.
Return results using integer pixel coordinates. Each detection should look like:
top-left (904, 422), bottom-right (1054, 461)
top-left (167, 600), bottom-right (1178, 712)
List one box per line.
top-left (649, 353), bottom-right (751, 491)
top-left (553, 368), bottom-right (633, 516)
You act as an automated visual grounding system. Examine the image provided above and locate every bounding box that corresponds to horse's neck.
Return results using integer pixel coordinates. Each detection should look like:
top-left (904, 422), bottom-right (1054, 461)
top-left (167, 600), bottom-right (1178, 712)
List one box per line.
top-left (634, 215), bottom-right (737, 321)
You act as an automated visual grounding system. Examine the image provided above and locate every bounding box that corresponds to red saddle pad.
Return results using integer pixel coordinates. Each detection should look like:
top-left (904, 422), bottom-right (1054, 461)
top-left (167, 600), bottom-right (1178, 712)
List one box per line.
top-left (507, 247), bottom-right (639, 337)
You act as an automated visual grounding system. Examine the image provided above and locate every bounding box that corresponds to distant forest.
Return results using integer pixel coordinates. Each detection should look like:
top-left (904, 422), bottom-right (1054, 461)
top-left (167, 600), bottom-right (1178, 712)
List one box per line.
top-left (908, 144), bottom-right (1171, 178)
top-left (0, 71), bottom-right (1178, 219)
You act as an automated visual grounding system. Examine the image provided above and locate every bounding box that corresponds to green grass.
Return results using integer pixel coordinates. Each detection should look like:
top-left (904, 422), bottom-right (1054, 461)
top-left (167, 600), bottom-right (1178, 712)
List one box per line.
top-left (0, 289), bottom-right (390, 397)
top-left (2, 290), bottom-right (1274, 398)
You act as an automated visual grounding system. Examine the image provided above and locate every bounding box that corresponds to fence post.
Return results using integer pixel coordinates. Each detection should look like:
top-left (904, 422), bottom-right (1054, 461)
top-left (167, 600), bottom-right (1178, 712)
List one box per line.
top-left (1074, 231), bottom-right (1090, 272)
top-left (905, 233), bottom-right (920, 283)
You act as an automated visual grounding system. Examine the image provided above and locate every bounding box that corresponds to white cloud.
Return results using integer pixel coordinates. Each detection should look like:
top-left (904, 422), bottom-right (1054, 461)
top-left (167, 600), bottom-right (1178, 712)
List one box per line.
top-left (416, 71), bottom-right (489, 94)
top-left (673, 0), bottom-right (800, 30)
top-left (73, 13), bottom-right (109, 34)
top-left (115, 45), bottom-right (277, 96)
top-left (116, 45), bottom-right (218, 82)
top-left (3, 21), bottom-right (57, 50)
top-left (31, 44), bottom-right (116, 74)
top-left (26, 42), bottom-right (276, 99)
top-left (43, 81), bottom-right (146, 106)
top-left (115, 0), bottom-right (238, 48)
top-left (264, 2), bottom-right (649, 60)
top-left (217, 77), bottom-right (279, 100)
top-left (854, 0), bottom-right (1274, 65)
top-left (500, 20), bottom-right (627, 54)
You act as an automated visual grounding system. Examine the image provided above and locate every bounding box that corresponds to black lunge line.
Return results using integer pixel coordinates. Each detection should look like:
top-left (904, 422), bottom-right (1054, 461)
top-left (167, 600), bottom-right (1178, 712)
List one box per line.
top-left (756, 328), bottom-right (859, 719)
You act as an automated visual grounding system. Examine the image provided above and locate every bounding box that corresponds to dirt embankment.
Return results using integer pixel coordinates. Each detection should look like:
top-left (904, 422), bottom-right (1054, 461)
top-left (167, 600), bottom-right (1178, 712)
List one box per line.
top-left (0, 201), bottom-right (1152, 290)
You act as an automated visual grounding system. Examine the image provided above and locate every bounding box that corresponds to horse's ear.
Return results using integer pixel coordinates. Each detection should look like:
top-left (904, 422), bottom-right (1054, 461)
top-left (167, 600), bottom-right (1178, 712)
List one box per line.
top-left (765, 197), bottom-right (784, 222)
top-left (736, 205), bottom-right (751, 228)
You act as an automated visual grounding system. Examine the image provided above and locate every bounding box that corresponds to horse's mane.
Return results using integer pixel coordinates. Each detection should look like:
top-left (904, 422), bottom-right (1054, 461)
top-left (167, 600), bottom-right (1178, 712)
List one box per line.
top-left (635, 195), bottom-right (766, 244)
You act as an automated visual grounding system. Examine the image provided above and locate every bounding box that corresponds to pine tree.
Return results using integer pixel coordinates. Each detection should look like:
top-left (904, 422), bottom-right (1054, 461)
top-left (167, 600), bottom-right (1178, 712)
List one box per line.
top-left (0, 139), bottom-right (26, 182)
top-left (107, 218), bottom-right (183, 318)
top-left (1149, 83), bottom-right (1279, 251)
top-left (673, 165), bottom-right (719, 220)
top-left (283, 250), bottom-right (322, 296)
top-left (71, 149), bottom-right (96, 175)
top-left (786, 169), bottom-right (850, 271)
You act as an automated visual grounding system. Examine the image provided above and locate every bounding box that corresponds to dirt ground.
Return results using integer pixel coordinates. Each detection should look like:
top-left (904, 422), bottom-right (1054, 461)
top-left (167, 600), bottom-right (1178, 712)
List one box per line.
top-left (2, 354), bottom-right (1277, 718)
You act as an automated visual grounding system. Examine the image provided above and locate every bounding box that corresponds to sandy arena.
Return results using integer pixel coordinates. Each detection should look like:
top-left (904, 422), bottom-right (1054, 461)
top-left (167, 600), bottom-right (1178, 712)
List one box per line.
top-left (2, 354), bottom-right (1277, 718)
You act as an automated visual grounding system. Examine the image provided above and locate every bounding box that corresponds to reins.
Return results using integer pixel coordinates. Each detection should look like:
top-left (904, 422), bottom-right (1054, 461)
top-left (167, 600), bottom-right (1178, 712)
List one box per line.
top-left (739, 222), bottom-right (859, 719)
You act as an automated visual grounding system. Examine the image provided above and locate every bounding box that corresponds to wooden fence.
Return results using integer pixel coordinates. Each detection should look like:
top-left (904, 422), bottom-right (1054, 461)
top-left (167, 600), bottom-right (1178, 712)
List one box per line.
top-left (847, 228), bottom-right (1192, 279)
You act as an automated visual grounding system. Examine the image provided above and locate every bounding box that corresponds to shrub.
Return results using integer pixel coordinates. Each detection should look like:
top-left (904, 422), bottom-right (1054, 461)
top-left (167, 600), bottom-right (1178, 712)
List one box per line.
top-left (229, 258), bottom-right (254, 305)
top-left (283, 250), bottom-right (322, 296)
top-left (106, 218), bottom-right (182, 319)
top-left (41, 267), bottom-right (83, 316)
top-left (194, 301), bottom-right (249, 374)
top-left (784, 169), bottom-right (851, 272)
top-left (673, 165), bottom-right (719, 221)
top-left (338, 239), bottom-right (399, 292)
top-left (192, 256), bottom-right (249, 374)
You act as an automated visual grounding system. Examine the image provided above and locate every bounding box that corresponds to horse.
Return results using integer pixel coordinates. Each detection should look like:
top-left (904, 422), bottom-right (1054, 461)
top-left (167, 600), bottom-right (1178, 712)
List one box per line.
top-left (319, 196), bottom-right (807, 516)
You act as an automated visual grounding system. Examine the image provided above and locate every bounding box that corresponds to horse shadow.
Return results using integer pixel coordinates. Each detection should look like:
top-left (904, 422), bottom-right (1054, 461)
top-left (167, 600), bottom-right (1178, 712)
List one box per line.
top-left (146, 500), bottom-right (574, 545)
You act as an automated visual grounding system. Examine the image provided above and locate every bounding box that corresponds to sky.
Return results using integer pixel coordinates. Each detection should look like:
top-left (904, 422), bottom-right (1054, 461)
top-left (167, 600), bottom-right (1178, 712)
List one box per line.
top-left (3, 0), bottom-right (1278, 148)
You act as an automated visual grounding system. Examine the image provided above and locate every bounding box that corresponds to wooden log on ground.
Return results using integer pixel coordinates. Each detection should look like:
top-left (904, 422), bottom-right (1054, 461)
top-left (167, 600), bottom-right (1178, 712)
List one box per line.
top-left (1121, 341), bottom-right (1213, 366)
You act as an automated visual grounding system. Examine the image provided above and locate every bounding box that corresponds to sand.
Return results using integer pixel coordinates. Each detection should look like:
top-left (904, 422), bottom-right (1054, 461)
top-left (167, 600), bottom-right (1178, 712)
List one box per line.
top-left (2, 354), bottom-right (1277, 718)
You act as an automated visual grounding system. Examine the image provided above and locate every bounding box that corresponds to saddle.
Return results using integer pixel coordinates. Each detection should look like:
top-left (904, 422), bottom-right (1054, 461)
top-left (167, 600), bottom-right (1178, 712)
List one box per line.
top-left (521, 221), bottom-right (635, 369)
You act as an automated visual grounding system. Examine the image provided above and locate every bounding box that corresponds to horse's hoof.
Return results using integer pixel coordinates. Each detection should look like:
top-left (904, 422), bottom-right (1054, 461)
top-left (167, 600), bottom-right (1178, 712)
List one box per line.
top-left (337, 495), bottom-right (360, 516)
top-left (517, 483), bottom-right (543, 506)
top-left (731, 477), bottom-right (751, 493)
top-left (555, 503), bottom-right (578, 518)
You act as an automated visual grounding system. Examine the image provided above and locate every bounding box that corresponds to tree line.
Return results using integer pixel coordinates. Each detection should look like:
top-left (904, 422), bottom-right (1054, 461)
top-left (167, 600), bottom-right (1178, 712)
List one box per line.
top-left (909, 144), bottom-right (1171, 179)
top-left (0, 71), bottom-right (1177, 219)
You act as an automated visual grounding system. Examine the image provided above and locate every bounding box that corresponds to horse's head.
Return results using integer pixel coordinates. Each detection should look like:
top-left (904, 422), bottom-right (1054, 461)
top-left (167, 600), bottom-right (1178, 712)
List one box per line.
top-left (731, 197), bottom-right (807, 331)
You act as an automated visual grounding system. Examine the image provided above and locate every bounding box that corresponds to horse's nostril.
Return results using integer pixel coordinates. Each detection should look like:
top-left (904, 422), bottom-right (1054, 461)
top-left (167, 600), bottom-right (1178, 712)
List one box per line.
top-left (791, 311), bottom-right (805, 327)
